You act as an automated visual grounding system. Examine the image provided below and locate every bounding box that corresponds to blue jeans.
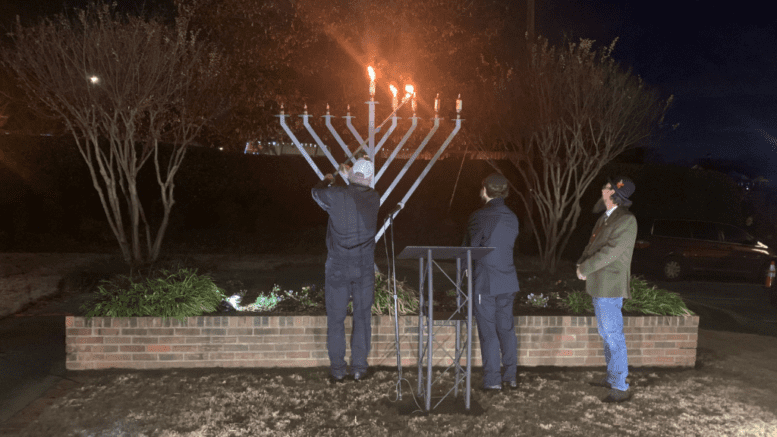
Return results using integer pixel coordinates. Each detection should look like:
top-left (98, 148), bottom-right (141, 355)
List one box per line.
top-left (325, 257), bottom-right (374, 378)
top-left (592, 297), bottom-right (629, 391)
top-left (473, 292), bottom-right (518, 387)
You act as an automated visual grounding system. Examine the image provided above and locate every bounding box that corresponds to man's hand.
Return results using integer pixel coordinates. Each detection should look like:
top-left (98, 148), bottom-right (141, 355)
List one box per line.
top-left (324, 173), bottom-right (335, 182)
top-left (576, 268), bottom-right (586, 281)
top-left (338, 162), bottom-right (351, 173)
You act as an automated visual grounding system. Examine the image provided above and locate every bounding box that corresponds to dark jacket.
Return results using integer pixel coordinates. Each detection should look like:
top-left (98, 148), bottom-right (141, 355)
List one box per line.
top-left (464, 197), bottom-right (520, 295)
top-left (312, 179), bottom-right (380, 261)
top-left (577, 206), bottom-right (637, 299)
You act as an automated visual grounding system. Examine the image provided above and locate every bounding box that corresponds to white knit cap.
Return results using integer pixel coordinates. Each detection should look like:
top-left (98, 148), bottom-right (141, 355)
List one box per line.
top-left (349, 158), bottom-right (373, 184)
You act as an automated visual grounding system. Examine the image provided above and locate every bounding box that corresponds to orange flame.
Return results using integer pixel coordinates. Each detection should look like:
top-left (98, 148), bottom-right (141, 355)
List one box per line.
top-left (389, 84), bottom-right (398, 96)
top-left (367, 66), bottom-right (376, 82)
top-left (404, 84), bottom-right (414, 100)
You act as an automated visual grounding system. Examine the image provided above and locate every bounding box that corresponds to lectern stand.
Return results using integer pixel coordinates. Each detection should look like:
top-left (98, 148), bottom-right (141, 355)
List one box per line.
top-left (397, 246), bottom-right (493, 412)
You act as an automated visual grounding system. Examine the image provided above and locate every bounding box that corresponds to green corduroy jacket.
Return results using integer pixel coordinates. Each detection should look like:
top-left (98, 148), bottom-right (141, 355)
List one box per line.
top-left (577, 206), bottom-right (638, 299)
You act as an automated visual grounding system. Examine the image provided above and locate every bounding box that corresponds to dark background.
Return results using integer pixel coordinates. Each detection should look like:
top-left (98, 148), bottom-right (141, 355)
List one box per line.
top-left (2, 134), bottom-right (770, 262)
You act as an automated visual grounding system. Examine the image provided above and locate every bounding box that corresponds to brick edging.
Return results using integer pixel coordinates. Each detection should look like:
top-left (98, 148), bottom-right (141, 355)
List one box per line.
top-left (66, 315), bottom-right (699, 370)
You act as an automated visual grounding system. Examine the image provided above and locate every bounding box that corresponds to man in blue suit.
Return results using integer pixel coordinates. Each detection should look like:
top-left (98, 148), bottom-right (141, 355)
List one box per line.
top-left (463, 173), bottom-right (520, 391)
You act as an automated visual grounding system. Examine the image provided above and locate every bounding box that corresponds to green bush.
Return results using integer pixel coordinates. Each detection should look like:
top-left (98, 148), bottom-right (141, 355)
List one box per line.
top-left (372, 271), bottom-right (419, 315)
top-left (623, 277), bottom-right (695, 316)
top-left (80, 267), bottom-right (227, 321)
top-left (561, 276), bottom-right (695, 316)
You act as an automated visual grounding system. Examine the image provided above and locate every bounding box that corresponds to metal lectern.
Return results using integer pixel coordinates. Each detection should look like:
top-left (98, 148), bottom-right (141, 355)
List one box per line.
top-left (397, 246), bottom-right (494, 412)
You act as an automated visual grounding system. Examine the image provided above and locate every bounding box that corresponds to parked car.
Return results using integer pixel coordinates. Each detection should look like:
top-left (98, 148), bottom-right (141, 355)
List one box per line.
top-left (633, 219), bottom-right (777, 285)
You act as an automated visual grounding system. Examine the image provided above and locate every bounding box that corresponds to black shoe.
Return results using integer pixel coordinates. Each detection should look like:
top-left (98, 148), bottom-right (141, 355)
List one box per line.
top-left (481, 384), bottom-right (502, 392)
top-left (351, 370), bottom-right (370, 382)
top-left (329, 374), bottom-right (346, 384)
top-left (503, 380), bottom-right (519, 390)
top-left (602, 388), bottom-right (632, 403)
top-left (588, 378), bottom-right (611, 389)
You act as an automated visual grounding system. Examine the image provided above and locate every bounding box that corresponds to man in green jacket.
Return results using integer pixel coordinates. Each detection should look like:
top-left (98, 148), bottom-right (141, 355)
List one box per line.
top-left (576, 177), bottom-right (637, 403)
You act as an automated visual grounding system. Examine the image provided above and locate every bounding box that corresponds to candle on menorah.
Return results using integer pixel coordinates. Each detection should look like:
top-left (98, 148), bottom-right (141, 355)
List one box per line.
top-left (275, 65), bottom-right (462, 242)
top-left (368, 66), bottom-right (376, 98)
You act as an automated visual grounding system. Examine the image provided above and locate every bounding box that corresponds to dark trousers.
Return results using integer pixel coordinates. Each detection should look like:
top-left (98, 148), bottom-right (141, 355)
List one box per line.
top-left (325, 257), bottom-right (374, 377)
top-left (473, 292), bottom-right (518, 387)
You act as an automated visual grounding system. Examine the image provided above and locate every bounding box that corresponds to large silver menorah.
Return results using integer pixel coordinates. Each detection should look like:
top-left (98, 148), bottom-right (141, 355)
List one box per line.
top-left (277, 68), bottom-right (463, 242)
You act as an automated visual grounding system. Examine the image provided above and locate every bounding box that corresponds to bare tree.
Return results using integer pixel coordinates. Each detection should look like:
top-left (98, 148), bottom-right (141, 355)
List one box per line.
top-left (2, 3), bottom-right (225, 266)
top-left (482, 37), bottom-right (673, 273)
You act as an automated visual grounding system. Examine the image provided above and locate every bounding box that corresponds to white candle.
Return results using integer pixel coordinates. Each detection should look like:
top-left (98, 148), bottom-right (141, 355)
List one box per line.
top-left (456, 94), bottom-right (462, 113)
top-left (411, 92), bottom-right (417, 114)
top-left (434, 93), bottom-right (440, 113)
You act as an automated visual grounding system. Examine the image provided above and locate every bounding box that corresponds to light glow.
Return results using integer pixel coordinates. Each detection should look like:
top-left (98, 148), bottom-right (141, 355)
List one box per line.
top-left (368, 66), bottom-right (376, 97)
top-left (389, 84), bottom-right (398, 111)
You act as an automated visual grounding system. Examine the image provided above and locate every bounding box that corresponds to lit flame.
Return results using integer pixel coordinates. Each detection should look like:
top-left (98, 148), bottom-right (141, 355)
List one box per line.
top-left (389, 84), bottom-right (398, 97)
top-left (368, 66), bottom-right (376, 97)
top-left (403, 84), bottom-right (414, 100)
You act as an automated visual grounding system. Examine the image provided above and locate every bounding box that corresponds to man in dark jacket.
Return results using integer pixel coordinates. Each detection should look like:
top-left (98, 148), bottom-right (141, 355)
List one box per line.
top-left (312, 158), bottom-right (380, 383)
top-left (577, 177), bottom-right (637, 403)
top-left (464, 173), bottom-right (520, 391)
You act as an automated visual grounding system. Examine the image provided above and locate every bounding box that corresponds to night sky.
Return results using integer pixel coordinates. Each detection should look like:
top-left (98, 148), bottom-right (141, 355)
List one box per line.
top-left (534, 0), bottom-right (777, 181)
top-left (3, 0), bottom-right (777, 181)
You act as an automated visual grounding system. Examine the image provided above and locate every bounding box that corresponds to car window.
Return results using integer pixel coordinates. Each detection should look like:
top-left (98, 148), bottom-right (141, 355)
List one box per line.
top-left (691, 222), bottom-right (719, 241)
top-left (653, 220), bottom-right (691, 238)
top-left (719, 224), bottom-right (752, 244)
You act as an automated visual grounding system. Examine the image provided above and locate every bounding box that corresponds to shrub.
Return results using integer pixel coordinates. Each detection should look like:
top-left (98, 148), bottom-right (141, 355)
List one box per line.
top-left (561, 276), bottom-right (695, 316)
top-left (372, 271), bottom-right (419, 315)
top-left (80, 267), bottom-right (227, 321)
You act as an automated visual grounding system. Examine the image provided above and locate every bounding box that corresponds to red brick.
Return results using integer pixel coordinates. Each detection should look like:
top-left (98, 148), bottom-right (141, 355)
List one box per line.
top-left (158, 354), bottom-right (183, 361)
top-left (286, 352), bottom-right (311, 359)
top-left (667, 349), bottom-right (696, 356)
top-left (101, 354), bottom-right (133, 361)
top-left (67, 328), bottom-right (93, 336)
top-left (147, 345), bottom-right (171, 353)
top-left (561, 342), bottom-right (586, 349)
top-left (132, 337), bottom-right (158, 344)
top-left (172, 345), bottom-right (198, 352)
top-left (90, 346), bottom-right (118, 353)
top-left (551, 350), bottom-right (574, 357)
top-left (174, 329), bottom-right (201, 336)
top-left (209, 353), bottom-right (234, 360)
top-left (74, 337), bottom-right (104, 344)
top-left (184, 353), bottom-right (207, 360)
top-left (133, 354), bottom-right (157, 361)
top-left (78, 353), bottom-right (104, 361)
top-left (275, 343), bottom-right (300, 351)
top-left (102, 336), bottom-right (132, 344)
top-left (120, 345), bottom-right (145, 352)
top-left (147, 329), bottom-right (175, 336)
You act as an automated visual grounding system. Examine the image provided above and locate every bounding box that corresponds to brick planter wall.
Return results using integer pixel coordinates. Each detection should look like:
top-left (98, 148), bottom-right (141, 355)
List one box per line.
top-left (66, 315), bottom-right (699, 370)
